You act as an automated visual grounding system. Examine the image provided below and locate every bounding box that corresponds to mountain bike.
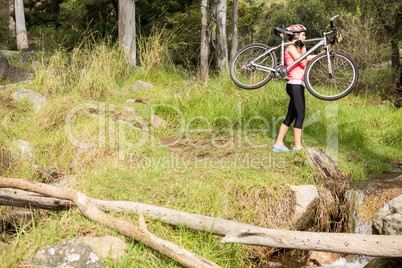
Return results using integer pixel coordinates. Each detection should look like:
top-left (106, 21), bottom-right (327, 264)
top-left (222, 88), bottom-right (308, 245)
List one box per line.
top-left (230, 15), bottom-right (358, 101)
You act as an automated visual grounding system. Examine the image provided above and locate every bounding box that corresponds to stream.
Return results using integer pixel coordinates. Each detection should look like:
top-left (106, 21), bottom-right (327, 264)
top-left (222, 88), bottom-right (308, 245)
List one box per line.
top-left (262, 172), bottom-right (402, 268)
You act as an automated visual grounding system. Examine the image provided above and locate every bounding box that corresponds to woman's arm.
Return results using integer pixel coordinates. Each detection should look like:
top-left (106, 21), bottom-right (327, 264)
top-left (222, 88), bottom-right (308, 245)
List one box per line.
top-left (287, 45), bottom-right (309, 67)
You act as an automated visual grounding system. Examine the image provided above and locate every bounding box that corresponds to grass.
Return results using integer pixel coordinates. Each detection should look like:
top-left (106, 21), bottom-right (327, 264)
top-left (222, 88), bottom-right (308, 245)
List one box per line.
top-left (0, 37), bottom-right (401, 267)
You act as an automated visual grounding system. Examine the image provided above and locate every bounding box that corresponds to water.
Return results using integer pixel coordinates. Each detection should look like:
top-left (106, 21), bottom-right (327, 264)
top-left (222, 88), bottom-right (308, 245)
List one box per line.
top-left (261, 173), bottom-right (402, 268)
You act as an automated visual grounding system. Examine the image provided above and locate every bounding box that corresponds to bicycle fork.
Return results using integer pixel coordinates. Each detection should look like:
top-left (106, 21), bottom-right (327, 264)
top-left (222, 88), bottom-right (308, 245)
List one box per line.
top-left (325, 47), bottom-right (334, 78)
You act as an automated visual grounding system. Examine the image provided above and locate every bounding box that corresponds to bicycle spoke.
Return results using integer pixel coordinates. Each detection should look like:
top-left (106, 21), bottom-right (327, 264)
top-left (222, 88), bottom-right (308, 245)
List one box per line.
top-left (305, 52), bottom-right (358, 100)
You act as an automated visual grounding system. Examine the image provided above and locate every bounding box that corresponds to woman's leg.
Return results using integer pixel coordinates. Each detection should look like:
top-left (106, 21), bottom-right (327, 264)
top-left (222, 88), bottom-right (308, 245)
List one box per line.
top-left (275, 123), bottom-right (289, 146)
top-left (291, 85), bottom-right (305, 148)
top-left (294, 127), bottom-right (302, 148)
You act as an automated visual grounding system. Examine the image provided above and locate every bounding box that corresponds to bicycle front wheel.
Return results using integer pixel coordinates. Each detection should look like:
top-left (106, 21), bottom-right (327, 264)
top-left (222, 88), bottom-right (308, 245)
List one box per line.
top-left (305, 51), bottom-right (358, 101)
top-left (230, 43), bottom-right (277, 90)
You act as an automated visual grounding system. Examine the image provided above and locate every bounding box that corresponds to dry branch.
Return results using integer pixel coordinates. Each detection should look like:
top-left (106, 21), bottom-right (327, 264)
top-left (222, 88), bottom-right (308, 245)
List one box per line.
top-left (221, 229), bottom-right (402, 257)
top-left (0, 189), bottom-right (73, 211)
top-left (0, 177), bottom-right (221, 268)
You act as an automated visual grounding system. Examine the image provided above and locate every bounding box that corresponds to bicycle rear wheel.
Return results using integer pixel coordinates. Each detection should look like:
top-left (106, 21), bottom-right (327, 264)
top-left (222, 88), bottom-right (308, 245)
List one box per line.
top-left (305, 51), bottom-right (358, 101)
top-left (230, 43), bottom-right (277, 90)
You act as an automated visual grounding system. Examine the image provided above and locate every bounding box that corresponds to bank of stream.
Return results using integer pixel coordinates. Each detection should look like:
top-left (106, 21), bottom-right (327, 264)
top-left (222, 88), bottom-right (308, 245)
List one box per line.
top-left (262, 172), bottom-right (402, 268)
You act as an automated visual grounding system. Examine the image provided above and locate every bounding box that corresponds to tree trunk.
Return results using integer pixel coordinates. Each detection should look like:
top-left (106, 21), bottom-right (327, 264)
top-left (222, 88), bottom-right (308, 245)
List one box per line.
top-left (9, 0), bottom-right (15, 37)
top-left (209, 0), bottom-right (217, 67)
top-left (230, 0), bottom-right (238, 61)
top-left (215, 0), bottom-right (228, 72)
top-left (15, 0), bottom-right (28, 50)
top-left (200, 0), bottom-right (209, 81)
top-left (119, 0), bottom-right (136, 66)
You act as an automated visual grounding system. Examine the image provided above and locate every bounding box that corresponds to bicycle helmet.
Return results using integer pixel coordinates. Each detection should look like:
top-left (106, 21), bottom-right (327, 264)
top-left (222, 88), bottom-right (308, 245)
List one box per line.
top-left (285, 24), bottom-right (307, 33)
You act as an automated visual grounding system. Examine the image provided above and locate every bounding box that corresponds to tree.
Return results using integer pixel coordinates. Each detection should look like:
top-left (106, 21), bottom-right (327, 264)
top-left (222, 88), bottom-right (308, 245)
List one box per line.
top-left (200, 0), bottom-right (209, 80)
top-left (229, 0), bottom-right (238, 61)
top-left (119, 0), bottom-right (136, 66)
top-left (215, 0), bottom-right (228, 71)
top-left (9, 0), bottom-right (15, 37)
top-left (15, 0), bottom-right (28, 50)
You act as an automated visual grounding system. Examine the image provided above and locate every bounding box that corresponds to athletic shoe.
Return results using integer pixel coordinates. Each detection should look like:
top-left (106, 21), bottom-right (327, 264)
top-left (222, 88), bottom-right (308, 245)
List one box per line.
top-left (273, 144), bottom-right (291, 152)
top-left (292, 146), bottom-right (305, 153)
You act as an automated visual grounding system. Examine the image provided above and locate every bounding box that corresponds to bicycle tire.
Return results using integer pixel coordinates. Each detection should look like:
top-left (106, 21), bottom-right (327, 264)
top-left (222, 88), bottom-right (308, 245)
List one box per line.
top-left (305, 51), bottom-right (358, 101)
top-left (230, 43), bottom-right (277, 90)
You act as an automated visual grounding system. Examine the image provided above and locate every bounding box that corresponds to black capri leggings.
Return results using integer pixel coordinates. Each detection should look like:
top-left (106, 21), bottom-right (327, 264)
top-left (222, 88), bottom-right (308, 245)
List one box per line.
top-left (283, 83), bottom-right (305, 129)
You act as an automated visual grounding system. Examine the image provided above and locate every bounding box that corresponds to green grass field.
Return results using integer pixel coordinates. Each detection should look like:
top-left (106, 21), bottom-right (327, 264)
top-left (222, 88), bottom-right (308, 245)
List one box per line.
top-left (0, 43), bottom-right (401, 267)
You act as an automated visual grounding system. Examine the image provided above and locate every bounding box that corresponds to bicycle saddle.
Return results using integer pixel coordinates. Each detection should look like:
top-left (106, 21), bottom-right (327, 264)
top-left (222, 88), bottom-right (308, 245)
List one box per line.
top-left (274, 27), bottom-right (294, 37)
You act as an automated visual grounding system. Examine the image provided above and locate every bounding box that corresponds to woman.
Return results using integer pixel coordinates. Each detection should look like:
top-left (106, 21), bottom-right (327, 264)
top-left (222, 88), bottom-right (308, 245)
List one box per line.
top-left (273, 24), bottom-right (316, 152)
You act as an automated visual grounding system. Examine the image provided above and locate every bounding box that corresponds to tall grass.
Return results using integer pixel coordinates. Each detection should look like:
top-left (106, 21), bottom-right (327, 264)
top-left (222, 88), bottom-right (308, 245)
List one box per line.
top-left (34, 41), bottom-right (131, 99)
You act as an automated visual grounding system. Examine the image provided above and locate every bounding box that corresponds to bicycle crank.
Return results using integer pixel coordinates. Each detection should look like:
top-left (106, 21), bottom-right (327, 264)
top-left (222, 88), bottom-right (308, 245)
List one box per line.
top-left (275, 65), bottom-right (288, 79)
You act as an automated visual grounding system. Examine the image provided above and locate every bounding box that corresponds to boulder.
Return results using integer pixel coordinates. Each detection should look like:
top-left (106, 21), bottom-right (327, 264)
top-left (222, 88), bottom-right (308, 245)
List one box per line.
top-left (32, 239), bottom-right (105, 268)
top-left (7, 65), bottom-right (35, 83)
top-left (19, 52), bottom-right (39, 64)
top-left (307, 251), bottom-right (342, 267)
top-left (10, 140), bottom-right (34, 162)
top-left (290, 185), bottom-right (320, 229)
top-left (0, 51), bottom-right (9, 81)
top-left (151, 114), bottom-right (167, 129)
top-left (11, 88), bottom-right (48, 111)
top-left (132, 80), bottom-right (154, 91)
top-left (372, 195), bottom-right (402, 235)
top-left (78, 236), bottom-right (127, 261)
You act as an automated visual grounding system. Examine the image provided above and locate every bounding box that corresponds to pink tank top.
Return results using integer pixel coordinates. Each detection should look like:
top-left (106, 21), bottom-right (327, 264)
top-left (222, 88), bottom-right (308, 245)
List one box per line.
top-left (285, 52), bottom-right (305, 81)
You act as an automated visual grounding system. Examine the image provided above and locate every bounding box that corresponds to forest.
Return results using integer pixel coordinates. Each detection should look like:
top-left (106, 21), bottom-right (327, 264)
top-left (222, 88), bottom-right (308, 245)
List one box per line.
top-left (0, 0), bottom-right (401, 96)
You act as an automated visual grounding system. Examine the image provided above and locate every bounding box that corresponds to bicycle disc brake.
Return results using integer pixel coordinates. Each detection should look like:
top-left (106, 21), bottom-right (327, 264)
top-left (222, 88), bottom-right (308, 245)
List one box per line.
top-left (275, 65), bottom-right (288, 79)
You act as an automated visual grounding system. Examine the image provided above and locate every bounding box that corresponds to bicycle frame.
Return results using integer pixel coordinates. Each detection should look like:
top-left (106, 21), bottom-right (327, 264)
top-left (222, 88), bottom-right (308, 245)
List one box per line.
top-left (251, 30), bottom-right (334, 76)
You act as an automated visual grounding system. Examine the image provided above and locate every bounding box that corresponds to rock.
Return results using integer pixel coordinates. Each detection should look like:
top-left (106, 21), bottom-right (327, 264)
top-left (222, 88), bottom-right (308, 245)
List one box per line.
top-left (7, 65), bottom-right (35, 83)
top-left (21, 46), bottom-right (48, 53)
top-left (151, 114), bottom-right (167, 129)
top-left (51, 175), bottom-right (76, 187)
top-left (19, 52), bottom-right (39, 63)
top-left (11, 88), bottom-right (48, 111)
top-left (0, 51), bottom-right (9, 81)
top-left (372, 195), bottom-right (402, 235)
top-left (120, 106), bottom-right (136, 117)
top-left (32, 239), bottom-right (105, 268)
top-left (307, 251), bottom-right (342, 267)
top-left (290, 185), bottom-right (320, 229)
top-left (363, 257), bottom-right (402, 268)
top-left (0, 80), bottom-right (33, 91)
top-left (1, 207), bottom-right (32, 230)
top-left (10, 140), bottom-right (34, 162)
top-left (132, 80), bottom-right (154, 91)
top-left (78, 236), bottom-right (127, 261)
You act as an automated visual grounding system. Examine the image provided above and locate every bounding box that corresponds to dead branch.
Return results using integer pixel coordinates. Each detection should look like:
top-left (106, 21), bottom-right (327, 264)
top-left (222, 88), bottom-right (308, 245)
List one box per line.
top-left (220, 229), bottom-right (402, 257)
top-left (0, 177), bottom-right (221, 268)
top-left (0, 189), bottom-right (73, 211)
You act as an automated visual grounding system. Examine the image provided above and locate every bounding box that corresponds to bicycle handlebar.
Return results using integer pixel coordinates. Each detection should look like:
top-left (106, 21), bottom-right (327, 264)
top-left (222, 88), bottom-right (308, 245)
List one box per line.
top-left (329, 15), bottom-right (339, 29)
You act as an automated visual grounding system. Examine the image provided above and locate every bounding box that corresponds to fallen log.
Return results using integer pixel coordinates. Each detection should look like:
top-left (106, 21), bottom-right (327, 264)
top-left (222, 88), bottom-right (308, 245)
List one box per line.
top-left (306, 147), bottom-right (349, 194)
top-left (1, 178), bottom-right (401, 257)
top-left (0, 177), bottom-right (221, 268)
top-left (220, 229), bottom-right (402, 257)
top-left (0, 189), bottom-right (73, 211)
